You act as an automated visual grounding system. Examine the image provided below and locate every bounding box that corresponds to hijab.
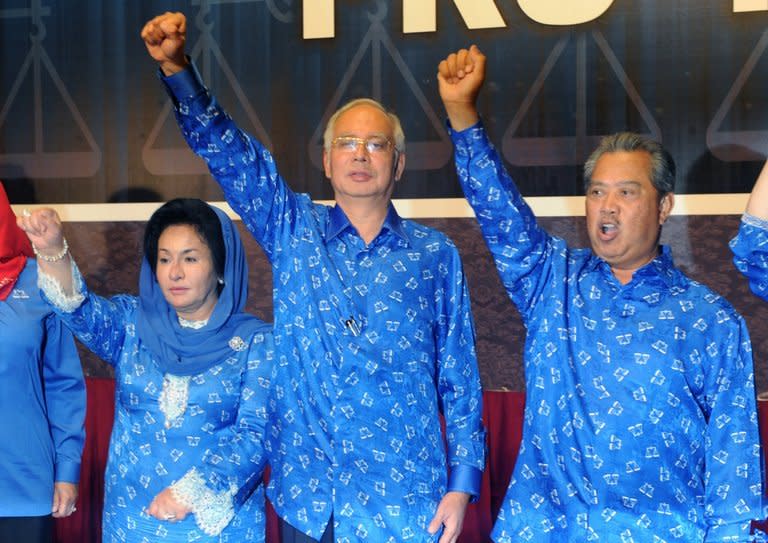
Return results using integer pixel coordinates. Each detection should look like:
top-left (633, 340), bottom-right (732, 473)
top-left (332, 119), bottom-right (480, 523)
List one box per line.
top-left (0, 183), bottom-right (33, 301)
top-left (135, 205), bottom-right (269, 375)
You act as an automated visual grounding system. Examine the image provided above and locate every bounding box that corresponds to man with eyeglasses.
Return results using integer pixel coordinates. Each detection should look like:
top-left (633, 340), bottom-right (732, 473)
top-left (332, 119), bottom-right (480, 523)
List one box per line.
top-left (142, 12), bottom-right (485, 543)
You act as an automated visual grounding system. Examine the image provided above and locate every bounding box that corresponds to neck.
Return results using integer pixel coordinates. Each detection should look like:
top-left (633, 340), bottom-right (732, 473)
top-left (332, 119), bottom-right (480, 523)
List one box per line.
top-left (611, 251), bottom-right (659, 285)
top-left (335, 196), bottom-right (390, 245)
top-left (175, 299), bottom-right (217, 323)
top-left (611, 267), bottom-right (635, 285)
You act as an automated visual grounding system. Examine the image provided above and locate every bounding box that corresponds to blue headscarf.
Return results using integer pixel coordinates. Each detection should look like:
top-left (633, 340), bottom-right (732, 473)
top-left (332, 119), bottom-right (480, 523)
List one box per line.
top-left (135, 205), bottom-right (269, 376)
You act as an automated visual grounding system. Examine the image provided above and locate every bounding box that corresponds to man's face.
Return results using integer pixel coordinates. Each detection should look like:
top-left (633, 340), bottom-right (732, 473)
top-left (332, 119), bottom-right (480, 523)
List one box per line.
top-left (585, 150), bottom-right (673, 283)
top-left (323, 104), bottom-right (404, 204)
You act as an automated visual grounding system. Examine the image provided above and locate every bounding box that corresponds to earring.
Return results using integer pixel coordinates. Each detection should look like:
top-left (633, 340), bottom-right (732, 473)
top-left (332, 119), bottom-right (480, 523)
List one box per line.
top-left (217, 278), bottom-right (224, 285)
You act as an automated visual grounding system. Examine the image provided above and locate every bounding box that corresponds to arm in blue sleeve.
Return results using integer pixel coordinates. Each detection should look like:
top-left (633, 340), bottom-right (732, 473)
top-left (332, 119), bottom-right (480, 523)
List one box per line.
top-left (170, 331), bottom-right (274, 536)
top-left (436, 245), bottom-right (486, 499)
top-left (39, 263), bottom-right (136, 368)
top-left (701, 316), bottom-right (766, 541)
top-left (160, 63), bottom-right (296, 259)
top-left (42, 315), bottom-right (85, 483)
top-left (730, 214), bottom-right (768, 302)
top-left (449, 121), bottom-right (557, 319)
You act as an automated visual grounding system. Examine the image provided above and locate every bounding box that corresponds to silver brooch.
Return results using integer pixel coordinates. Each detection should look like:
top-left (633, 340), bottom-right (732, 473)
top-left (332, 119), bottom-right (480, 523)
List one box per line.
top-left (228, 336), bottom-right (247, 351)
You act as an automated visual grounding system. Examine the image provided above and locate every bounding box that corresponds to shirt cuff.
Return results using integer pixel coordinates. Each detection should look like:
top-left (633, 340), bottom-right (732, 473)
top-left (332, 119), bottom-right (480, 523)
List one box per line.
top-left (159, 60), bottom-right (206, 104)
top-left (742, 212), bottom-right (768, 232)
top-left (54, 460), bottom-right (81, 484)
top-left (171, 467), bottom-right (237, 536)
top-left (703, 519), bottom-right (753, 542)
top-left (447, 464), bottom-right (482, 501)
top-left (38, 259), bottom-right (86, 313)
top-left (446, 119), bottom-right (489, 158)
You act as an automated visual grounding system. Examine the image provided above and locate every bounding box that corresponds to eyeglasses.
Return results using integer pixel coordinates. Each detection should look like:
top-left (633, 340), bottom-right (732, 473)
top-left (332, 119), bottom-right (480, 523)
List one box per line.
top-left (331, 136), bottom-right (394, 154)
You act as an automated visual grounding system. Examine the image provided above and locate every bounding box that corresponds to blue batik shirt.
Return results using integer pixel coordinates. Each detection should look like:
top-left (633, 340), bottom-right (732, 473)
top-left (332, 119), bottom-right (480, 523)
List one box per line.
top-left (451, 122), bottom-right (764, 542)
top-left (39, 267), bottom-right (274, 543)
top-left (731, 213), bottom-right (768, 302)
top-left (162, 64), bottom-right (486, 542)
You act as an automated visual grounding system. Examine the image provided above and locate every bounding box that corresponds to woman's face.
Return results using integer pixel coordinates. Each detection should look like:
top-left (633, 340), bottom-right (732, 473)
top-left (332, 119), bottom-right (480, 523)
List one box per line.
top-left (155, 224), bottom-right (219, 322)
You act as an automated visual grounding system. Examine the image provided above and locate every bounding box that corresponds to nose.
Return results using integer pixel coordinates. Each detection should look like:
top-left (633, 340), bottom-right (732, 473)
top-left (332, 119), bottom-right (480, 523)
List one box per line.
top-left (352, 141), bottom-right (369, 161)
top-left (168, 260), bottom-right (183, 280)
top-left (600, 191), bottom-right (618, 214)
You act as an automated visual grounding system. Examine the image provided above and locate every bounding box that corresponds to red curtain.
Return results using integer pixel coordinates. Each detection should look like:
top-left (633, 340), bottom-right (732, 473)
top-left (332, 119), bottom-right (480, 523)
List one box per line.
top-left (54, 377), bottom-right (113, 543)
top-left (456, 390), bottom-right (525, 543)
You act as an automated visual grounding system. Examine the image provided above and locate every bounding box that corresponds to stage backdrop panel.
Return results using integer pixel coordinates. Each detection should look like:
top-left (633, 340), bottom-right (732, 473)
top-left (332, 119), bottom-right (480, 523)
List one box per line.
top-left (1, 1), bottom-right (768, 202)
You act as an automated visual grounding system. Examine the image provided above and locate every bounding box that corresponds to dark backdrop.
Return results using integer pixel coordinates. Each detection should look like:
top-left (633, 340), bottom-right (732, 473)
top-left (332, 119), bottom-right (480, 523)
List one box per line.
top-left (2, 1), bottom-right (768, 202)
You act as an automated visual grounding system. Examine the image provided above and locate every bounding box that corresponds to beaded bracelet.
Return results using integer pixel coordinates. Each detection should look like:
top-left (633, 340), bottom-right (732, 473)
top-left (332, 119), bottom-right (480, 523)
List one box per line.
top-left (32, 238), bottom-right (69, 262)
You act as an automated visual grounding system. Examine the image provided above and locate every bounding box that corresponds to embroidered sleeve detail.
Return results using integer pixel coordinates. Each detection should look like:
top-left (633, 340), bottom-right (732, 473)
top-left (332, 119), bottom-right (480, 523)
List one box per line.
top-left (37, 259), bottom-right (86, 313)
top-left (170, 467), bottom-right (237, 536)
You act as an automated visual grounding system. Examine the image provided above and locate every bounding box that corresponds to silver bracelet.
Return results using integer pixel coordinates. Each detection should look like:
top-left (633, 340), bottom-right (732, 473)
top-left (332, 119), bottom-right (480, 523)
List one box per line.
top-left (32, 238), bottom-right (69, 262)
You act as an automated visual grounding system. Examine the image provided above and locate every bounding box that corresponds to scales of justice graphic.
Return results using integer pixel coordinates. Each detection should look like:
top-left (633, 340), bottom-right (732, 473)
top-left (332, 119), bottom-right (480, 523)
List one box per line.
top-left (143, 0), bottom-right (292, 175)
top-left (145, 0), bottom-right (452, 176)
top-left (502, 29), bottom-right (661, 167)
top-left (707, 28), bottom-right (768, 162)
top-left (307, 0), bottom-right (453, 172)
top-left (0, 0), bottom-right (101, 179)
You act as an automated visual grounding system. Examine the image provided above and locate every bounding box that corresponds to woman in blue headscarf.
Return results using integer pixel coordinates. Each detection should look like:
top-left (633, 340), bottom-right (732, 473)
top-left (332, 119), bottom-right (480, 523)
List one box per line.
top-left (18, 198), bottom-right (273, 542)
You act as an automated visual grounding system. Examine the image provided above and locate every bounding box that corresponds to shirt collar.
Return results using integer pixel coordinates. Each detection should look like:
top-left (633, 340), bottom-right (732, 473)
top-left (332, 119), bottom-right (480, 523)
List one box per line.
top-left (586, 245), bottom-right (680, 288)
top-left (634, 245), bottom-right (680, 288)
top-left (326, 203), bottom-right (410, 245)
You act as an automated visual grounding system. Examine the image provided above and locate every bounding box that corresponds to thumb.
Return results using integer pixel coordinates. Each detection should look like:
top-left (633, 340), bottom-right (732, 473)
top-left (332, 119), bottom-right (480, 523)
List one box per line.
top-left (467, 45), bottom-right (486, 76)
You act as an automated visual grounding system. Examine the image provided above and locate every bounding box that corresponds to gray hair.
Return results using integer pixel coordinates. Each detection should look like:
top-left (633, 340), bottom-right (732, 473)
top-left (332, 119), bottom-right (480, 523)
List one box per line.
top-left (323, 98), bottom-right (406, 154)
top-left (583, 132), bottom-right (675, 199)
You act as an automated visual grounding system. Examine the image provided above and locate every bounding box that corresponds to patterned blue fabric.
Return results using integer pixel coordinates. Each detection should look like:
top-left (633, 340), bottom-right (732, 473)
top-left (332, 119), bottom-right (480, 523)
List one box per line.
top-left (47, 282), bottom-right (274, 542)
top-left (451, 123), bottom-right (764, 542)
top-left (731, 213), bottom-right (768, 302)
top-left (162, 65), bottom-right (486, 542)
top-left (0, 260), bottom-right (84, 517)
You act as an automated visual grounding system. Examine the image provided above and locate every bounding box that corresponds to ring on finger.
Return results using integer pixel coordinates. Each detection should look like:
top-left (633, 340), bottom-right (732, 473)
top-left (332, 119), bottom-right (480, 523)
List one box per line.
top-left (164, 513), bottom-right (176, 521)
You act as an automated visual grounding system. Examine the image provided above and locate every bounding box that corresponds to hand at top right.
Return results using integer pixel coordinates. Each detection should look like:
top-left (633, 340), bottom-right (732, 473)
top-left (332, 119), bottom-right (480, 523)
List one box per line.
top-left (437, 45), bottom-right (487, 131)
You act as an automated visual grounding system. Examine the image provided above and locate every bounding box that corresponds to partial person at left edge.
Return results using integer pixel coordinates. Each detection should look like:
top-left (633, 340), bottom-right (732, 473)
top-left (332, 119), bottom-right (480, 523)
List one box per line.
top-left (0, 181), bottom-right (85, 543)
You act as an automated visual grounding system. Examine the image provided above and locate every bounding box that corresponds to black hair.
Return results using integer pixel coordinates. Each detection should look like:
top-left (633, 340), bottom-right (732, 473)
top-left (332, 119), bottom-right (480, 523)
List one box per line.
top-left (143, 198), bottom-right (225, 281)
top-left (584, 132), bottom-right (676, 201)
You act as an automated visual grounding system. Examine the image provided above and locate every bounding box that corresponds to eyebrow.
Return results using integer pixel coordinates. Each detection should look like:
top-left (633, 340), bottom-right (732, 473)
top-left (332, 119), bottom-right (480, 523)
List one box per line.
top-left (158, 247), bottom-right (201, 255)
top-left (587, 179), bottom-right (643, 188)
top-left (336, 132), bottom-right (389, 138)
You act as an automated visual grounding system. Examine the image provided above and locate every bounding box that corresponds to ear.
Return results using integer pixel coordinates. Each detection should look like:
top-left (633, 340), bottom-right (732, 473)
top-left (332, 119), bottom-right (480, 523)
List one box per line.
top-left (323, 148), bottom-right (332, 179)
top-left (658, 193), bottom-right (674, 225)
top-left (393, 151), bottom-right (406, 181)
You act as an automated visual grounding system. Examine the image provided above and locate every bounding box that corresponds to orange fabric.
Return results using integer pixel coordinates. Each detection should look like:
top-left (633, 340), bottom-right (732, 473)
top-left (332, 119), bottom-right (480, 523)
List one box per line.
top-left (0, 183), bottom-right (33, 301)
